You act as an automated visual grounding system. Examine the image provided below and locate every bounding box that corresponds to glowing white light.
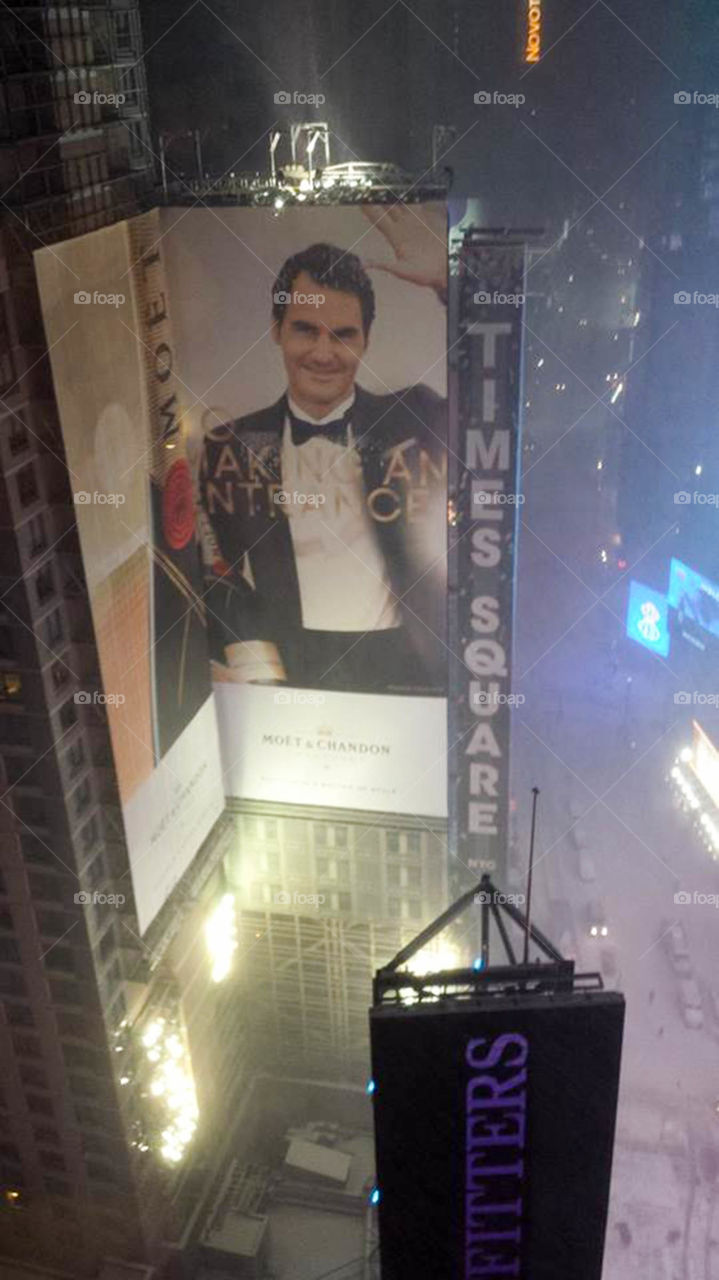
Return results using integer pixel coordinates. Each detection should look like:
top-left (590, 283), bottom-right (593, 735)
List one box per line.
top-left (205, 893), bottom-right (238, 983)
top-left (597, 460), bottom-right (603, 471)
top-left (695, 464), bottom-right (702, 476)
top-left (537, 357), bottom-right (544, 368)
top-left (407, 941), bottom-right (460, 977)
top-left (274, 197), bottom-right (284, 210)
top-left (610, 381), bottom-right (624, 404)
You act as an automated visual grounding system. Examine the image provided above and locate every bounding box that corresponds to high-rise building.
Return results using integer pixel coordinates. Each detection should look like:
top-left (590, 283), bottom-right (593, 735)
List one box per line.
top-left (0, 6), bottom-right (203, 1275)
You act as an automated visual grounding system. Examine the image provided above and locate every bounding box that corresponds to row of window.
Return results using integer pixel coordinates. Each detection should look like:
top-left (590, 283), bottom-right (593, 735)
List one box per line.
top-left (244, 815), bottom-right (425, 854)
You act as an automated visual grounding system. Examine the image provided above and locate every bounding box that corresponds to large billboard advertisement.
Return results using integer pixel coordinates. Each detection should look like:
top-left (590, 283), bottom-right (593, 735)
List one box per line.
top-left (160, 200), bottom-right (448, 817)
top-left (370, 992), bottom-right (624, 1279)
top-left (35, 213), bottom-right (225, 934)
top-left (448, 234), bottom-right (525, 893)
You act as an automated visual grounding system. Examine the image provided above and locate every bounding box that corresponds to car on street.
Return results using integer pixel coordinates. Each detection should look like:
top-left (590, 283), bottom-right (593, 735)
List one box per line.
top-left (661, 920), bottom-right (693, 977)
top-left (578, 850), bottom-right (597, 883)
top-left (586, 899), bottom-right (608, 939)
top-left (678, 977), bottom-right (704, 1029)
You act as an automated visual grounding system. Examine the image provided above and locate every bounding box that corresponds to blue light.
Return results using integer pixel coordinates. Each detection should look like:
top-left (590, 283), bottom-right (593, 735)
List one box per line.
top-left (370, 1187), bottom-right (381, 1206)
top-left (625, 580), bottom-right (670, 658)
top-left (366, 1079), bottom-right (376, 1095)
top-left (473, 957), bottom-right (484, 970)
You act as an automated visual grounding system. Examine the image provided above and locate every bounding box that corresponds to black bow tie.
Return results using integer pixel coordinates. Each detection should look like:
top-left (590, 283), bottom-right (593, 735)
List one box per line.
top-left (288, 406), bottom-right (351, 448)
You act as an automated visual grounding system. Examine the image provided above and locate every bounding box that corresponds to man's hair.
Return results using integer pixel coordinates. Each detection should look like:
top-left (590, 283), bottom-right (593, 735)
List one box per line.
top-left (272, 242), bottom-right (375, 337)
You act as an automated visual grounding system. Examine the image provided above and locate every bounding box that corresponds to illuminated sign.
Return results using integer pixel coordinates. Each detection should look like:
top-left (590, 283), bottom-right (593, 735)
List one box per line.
top-left (626, 580), bottom-right (670, 657)
top-left (525, 0), bottom-right (542, 63)
top-left (448, 238), bottom-right (525, 891)
top-left (668, 557), bottom-right (719, 642)
top-left (370, 992), bottom-right (624, 1279)
top-left (691, 720), bottom-right (719, 810)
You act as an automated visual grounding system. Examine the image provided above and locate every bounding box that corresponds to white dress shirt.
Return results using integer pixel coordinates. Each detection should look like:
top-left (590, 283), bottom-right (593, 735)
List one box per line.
top-left (282, 392), bottom-right (401, 633)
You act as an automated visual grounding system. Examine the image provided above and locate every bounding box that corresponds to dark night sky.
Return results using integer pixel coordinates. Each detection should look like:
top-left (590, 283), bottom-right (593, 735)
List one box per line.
top-left (140, 0), bottom-right (719, 235)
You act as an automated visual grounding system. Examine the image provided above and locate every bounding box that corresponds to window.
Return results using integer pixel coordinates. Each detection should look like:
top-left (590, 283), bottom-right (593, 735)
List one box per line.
top-left (314, 824), bottom-right (327, 847)
top-left (6, 1003), bottom-right (34, 1027)
top-left (0, 295), bottom-right (15, 395)
top-left (46, 607), bottom-right (64, 648)
top-left (74, 777), bottom-right (91, 816)
top-left (28, 873), bottom-right (65, 903)
top-left (63, 1044), bottom-right (101, 1072)
top-left (34, 1126), bottom-right (60, 1146)
top-left (35, 564), bottom-right (55, 604)
top-left (79, 814), bottom-right (99, 853)
top-left (0, 1142), bottom-right (20, 1163)
top-left (44, 1177), bottom-right (70, 1197)
top-left (0, 627), bottom-right (16, 660)
top-left (0, 672), bottom-right (22, 701)
top-left (8, 418), bottom-right (29, 456)
top-left (0, 714), bottom-right (30, 745)
top-left (40, 1150), bottom-right (66, 1172)
top-left (26, 1094), bottom-right (53, 1116)
top-left (20, 1064), bottom-right (48, 1089)
top-left (58, 698), bottom-right (77, 731)
top-left (3, 756), bottom-right (31, 785)
top-left (51, 662), bottom-right (70, 692)
top-left (0, 936), bottom-right (20, 963)
top-left (386, 832), bottom-right (400, 854)
top-left (65, 738), bottom-right (85, 778)
top-left (37, 910), bottom-right (66, 936)
top-left (16, 464), bottom-right (39, 508)
top-left (13, 1033), bottom-right (41, 1058)
top-left (334, 826), bottom-right (348, 849)
top-left (44, 946), bottom-right (75, 974)
top-left (0, 909), bottom-right (12, 930)
top-left (407, 831), bottom-right (422, 854)
top-left (28, 513), bottom-right (47, 558)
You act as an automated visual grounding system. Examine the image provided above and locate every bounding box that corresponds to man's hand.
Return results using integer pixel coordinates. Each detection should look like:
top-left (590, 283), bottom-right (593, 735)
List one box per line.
top-left (362, 204), bottom-right (447, 295)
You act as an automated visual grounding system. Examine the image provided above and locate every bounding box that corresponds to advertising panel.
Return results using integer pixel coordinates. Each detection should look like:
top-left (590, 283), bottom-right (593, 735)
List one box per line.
top-left (625, 579), bottom-right (671, 657)
top-left (160, 201), bottom-right (448, 817)
top-left (370, 992), bottom-right (624, 1280)
top-left (448, 234), bottom-right (526, 892)
top-left (34, 213), bottom-right (225, 934)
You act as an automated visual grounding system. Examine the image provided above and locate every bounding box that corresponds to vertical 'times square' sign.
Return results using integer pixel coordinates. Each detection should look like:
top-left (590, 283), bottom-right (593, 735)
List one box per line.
top-left (448, 235), bottom-right (526, 894)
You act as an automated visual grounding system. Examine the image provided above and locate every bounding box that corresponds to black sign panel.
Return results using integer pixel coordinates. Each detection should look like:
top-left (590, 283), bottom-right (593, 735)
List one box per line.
top-left (448, 239), bottom-right (526, 894)
top-left (370, 992), bottom-right (624, 1280)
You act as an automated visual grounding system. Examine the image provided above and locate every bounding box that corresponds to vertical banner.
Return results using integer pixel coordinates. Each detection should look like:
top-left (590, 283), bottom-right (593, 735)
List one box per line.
top-left (34, 216), bottom-right (225, 935)
top-left (448, 235), bottom-right (526, 893)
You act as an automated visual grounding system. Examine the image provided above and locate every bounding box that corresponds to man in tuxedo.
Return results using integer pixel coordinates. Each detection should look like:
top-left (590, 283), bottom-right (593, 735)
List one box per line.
top-left (200, 205), bottom-right (447, 695)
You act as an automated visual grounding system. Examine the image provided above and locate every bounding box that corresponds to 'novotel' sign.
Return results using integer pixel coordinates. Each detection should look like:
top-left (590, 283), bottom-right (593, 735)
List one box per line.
top-left (525, 0), bottom-right (542, 63)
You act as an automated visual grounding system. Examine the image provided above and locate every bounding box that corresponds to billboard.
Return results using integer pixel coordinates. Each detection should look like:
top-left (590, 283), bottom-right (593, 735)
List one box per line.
top-left (625, 579), bottom-right (670, 657)
top-left (370, 991), bottom-right (624, 1280)
top-left (160, 200), bottom-right (448, 817)
top-left (448, 236), bottom-right (526, 891)
top-left (668, 557), bottom-right (719, 646)
top-left (35, 213), bottom-right (225, 934)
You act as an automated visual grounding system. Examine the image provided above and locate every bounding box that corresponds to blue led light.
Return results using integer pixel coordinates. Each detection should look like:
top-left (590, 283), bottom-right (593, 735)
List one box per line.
top-left (625, 580), bottom-right (670, 658)
top-left (370, 1187), bottom-right (381, 1206)
top-left (366, 1079), bottom-right (376, 1095)
top-left (473, 957), bottom-right (484, 970)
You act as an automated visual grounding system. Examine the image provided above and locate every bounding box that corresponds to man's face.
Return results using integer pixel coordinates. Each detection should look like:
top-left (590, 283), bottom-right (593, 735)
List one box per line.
top-left (272, 270), bottom-right (367, 418)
